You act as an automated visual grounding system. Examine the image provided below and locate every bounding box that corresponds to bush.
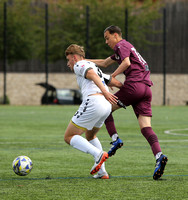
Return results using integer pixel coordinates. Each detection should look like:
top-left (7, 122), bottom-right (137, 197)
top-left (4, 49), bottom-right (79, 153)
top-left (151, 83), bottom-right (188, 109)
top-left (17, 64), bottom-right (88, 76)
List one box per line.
top-left (0, 95), bottom-right (10, 104)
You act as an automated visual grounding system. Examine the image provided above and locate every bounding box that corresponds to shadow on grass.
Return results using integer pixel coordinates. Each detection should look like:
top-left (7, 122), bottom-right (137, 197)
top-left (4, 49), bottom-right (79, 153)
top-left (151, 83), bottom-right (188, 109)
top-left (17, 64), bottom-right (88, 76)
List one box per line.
top-left (0, 174), bottom-right (187, 181)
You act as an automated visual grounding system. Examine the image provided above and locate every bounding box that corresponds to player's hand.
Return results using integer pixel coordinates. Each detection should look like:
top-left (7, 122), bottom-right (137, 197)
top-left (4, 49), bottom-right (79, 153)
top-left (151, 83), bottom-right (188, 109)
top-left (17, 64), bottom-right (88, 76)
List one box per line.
top-left (103, 91), bottom-right (118, 105)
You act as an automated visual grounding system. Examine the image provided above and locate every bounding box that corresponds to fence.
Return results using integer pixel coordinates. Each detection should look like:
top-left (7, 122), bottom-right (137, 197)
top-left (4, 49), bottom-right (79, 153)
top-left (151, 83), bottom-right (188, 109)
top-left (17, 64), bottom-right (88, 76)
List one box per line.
top-left (1, 1), bottom-right (187, 73)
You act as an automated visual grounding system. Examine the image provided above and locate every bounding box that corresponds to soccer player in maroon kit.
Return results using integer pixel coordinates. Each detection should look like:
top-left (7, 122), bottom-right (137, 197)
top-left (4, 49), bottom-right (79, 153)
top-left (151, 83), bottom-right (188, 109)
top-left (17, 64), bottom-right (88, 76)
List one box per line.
top-left (88, 25), bottom-right (168, 180)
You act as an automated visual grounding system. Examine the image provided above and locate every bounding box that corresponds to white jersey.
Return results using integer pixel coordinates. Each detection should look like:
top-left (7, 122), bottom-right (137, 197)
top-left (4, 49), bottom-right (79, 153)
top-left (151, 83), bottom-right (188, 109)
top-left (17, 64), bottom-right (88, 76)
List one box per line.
top-left (74, 60), bottom-right (109, 100)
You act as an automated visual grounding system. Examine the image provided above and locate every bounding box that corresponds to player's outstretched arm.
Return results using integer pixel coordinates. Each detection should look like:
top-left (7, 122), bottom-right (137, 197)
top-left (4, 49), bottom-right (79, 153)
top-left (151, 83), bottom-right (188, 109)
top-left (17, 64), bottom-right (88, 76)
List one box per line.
top-left (102, 73), bottom-right (123, 89)
top-left (108, 77), bottom-right (123, 89)
top-left (86, 57), bottom-right (116, 68)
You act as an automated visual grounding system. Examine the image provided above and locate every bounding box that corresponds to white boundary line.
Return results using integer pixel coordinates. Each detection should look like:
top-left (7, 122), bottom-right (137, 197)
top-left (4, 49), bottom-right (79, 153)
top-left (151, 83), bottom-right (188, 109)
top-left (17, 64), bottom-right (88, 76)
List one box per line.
top-left (0, 142), bottom-right (32, 144)
top-left (164, 128), bottom-right (188, 136)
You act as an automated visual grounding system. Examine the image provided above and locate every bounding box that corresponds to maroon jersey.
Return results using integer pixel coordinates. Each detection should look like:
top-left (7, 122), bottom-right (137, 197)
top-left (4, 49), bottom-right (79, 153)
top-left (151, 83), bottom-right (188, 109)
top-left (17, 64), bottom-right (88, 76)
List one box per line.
top-left (111, 39), bottom-right (153, 86)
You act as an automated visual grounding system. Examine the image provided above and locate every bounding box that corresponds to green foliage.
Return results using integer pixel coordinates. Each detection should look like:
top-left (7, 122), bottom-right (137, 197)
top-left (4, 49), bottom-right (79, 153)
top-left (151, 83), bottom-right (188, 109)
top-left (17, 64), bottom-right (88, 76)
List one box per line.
top-left (0, 0), bottom-right (39, 63)
top-left (0, 0), bottom-right (163, 63)
top-left (0, 95), bottom-right (10, 104)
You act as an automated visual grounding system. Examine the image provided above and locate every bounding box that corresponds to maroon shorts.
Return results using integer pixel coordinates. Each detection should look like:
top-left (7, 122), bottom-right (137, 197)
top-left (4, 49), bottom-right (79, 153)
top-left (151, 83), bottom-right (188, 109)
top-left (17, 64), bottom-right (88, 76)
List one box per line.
top-left (115, 82), bottom-right (152, 118)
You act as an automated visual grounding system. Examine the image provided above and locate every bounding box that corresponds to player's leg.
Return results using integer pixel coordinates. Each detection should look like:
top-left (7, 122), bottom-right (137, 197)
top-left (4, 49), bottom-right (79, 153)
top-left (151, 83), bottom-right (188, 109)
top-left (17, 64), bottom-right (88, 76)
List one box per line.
top-left (105, 84), bottom-right (132, 156)
top-left (138, 115), bottom-right (168, 180)
top-left (135, 84), bottom-right (168, 180)
top-left (138, 115), bottom-right (162, 157)
top-left (64, 121), bottom-right (101, 158)
top-left (105, 103), bottom-right (120, 139)
top-left (104, 103), bottom-right (124, 157)
top-left (135, 84), bottom-right (163, 159)
top-left (87, 96), bottom-right (112, 175)
top-left (64, 121), bottom-right (109, 175)
top-left (86, 128), bottom-right (109, 179)
top-left (72, 95), bottom-right (111, 174)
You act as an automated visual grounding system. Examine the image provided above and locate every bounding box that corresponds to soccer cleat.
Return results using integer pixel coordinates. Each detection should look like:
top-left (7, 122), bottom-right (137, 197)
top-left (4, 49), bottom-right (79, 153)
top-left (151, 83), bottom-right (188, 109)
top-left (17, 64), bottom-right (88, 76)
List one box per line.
top-left (153, 154), bottom-right (168, 180)
top-left (90, 151), bottom-right (109, 175)
top-left (108, 137), bottom-right (123, 157)
top-left (93, 172), bottom-right (109, 179)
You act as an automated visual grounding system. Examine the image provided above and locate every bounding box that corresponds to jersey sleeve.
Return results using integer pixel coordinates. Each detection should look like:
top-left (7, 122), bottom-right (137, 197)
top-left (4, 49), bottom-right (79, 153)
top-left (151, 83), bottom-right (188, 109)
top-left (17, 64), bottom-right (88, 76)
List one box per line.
top-left (118, 45), bottom-right (130, 61)
top-left (74, 61), bottom-right (92, 78)
top-left (111, 42), bottom-right (131, 62)
top-left (110, 54), bottom-right (116, 61)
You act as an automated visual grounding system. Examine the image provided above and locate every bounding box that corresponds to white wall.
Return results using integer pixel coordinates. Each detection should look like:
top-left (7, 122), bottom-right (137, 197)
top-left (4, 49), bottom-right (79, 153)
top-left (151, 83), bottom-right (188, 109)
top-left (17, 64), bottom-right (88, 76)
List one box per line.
top-left (0, 73), bottom-right (188, 105)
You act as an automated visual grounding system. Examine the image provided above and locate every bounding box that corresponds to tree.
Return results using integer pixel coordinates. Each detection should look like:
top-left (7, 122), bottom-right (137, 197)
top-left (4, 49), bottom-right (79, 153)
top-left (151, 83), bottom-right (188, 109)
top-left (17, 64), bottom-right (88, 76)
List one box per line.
top-left (0, 0), bottom-right (163, 69)
top-left (0, 0), bottom-right (40, 63)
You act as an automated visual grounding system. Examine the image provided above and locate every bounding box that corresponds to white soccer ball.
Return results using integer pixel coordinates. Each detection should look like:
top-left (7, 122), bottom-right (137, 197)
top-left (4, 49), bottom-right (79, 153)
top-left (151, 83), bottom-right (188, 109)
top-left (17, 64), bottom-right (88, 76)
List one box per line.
top-left (12, 156), bottom-right (33, 176)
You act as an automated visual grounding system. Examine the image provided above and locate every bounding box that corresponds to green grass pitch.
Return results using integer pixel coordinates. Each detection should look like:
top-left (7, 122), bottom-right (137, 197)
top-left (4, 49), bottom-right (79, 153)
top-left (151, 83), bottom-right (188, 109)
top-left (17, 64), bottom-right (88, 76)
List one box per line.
top-left (0, 105), bottom-right (188, 200)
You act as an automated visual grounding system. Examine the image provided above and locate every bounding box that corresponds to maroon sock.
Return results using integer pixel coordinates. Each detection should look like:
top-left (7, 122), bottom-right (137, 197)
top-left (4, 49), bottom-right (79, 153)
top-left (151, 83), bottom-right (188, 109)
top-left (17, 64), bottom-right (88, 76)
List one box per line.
top-left (104, 113), bottom-right (117, 137)
top-left (141, 127), bottom-right (161, 156)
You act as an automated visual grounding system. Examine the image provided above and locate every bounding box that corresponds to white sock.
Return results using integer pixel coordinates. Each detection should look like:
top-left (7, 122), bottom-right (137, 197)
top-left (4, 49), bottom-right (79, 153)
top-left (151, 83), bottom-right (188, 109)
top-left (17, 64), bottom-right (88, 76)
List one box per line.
top-left (155, 152), bottom-right (162, 160)
top-left (112, 133), bottom-right (119, 142)
top-left (70, 135), bottom-right (101, 159)
top-left (89, 137), bottom-right (107, 174)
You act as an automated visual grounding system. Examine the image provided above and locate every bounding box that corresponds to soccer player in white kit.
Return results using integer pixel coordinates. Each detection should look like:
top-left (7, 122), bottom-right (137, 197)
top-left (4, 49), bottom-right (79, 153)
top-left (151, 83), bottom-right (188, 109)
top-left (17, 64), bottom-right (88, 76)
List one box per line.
top-left (64, 44), bottom-right (122, 178)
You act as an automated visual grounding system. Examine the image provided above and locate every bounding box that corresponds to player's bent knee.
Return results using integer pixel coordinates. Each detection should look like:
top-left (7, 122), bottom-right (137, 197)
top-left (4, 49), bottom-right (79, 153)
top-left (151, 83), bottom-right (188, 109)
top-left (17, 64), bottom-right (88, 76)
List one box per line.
top-left (112, 104), bottom-right (121, 112)
top-left (64, 134), bottom-right (71, 145)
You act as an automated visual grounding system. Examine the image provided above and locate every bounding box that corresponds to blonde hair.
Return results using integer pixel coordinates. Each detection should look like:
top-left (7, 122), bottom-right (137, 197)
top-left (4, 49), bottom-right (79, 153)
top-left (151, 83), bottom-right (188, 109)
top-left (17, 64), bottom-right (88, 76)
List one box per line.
top-left (65, 44), bottom-right (85, 58)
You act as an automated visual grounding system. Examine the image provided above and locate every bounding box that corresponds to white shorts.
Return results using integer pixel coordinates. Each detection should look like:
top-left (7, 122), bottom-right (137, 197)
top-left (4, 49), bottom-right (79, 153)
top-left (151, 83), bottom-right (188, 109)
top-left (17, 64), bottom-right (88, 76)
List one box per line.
top-left (71, 95), bottom-right (112, 130)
